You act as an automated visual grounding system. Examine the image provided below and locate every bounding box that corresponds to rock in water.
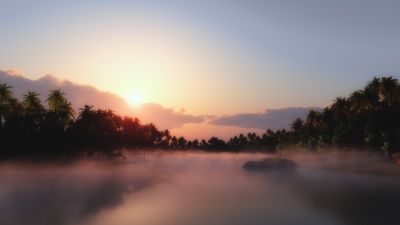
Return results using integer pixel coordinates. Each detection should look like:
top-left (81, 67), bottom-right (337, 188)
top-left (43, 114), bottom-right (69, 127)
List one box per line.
top-left (243, 158), bottom-right (297, 171)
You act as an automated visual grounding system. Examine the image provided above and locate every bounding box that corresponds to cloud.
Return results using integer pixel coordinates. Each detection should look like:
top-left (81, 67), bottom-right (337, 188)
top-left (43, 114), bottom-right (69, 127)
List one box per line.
top-left (0, 70), bottom-right (127, 112)
top-left (0, 69), bottom-right (203, 129)
top-left (134, 103), bottom-right (204, 130)
top-left (209, 107), bottom-right (321, 130)
top-left (2, 68), bottom-right (25, 76)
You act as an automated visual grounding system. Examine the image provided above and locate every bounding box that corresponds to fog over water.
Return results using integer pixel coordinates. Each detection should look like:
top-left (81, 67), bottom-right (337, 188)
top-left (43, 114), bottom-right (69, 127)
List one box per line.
top-left (1, 151), bottom-right (400, 225)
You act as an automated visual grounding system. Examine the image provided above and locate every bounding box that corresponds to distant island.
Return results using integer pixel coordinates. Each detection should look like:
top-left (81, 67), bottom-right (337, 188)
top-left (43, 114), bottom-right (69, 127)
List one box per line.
top-left (1, 76), bottom-right (400, 159)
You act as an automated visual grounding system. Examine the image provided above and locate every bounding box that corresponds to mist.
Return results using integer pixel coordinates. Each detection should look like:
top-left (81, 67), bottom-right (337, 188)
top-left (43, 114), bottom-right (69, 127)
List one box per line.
top-left (0, 151), bottom-right (399, 225)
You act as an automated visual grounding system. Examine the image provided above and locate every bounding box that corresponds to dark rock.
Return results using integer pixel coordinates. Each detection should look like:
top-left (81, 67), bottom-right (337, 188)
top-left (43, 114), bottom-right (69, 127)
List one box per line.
top-left (243, 158), bottom-right (297, 171)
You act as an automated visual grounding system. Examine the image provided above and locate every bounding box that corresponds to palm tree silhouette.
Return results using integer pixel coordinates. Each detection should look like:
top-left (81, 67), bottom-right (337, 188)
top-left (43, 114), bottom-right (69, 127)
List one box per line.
top-left (78, 105), bottom-right (94, 117)
top-left (349, 90), bottom-right (375, 114)
top-left (23, 91), bottom-right (44, 113)
top-left (0, 83), bottom-right (14, 128)
top-left (0, 83), bottom-right (13, 103)
top-left (3, 98), bottom-right (24, 135)
top-left (366, 77), bottom-right (381, 95)
top-left (379, 76), bottom-right (398, 105)
top-left (330, 97), bottom-right (348, 114)
top-left (23, 91), bottom-right (45, 133)
top-left (47, 89), bottom-right (65, 111)
top-left (291, 118), bottom-right (304, 133)
top-left (47, 89), bottom-right (75, 120)
top-left (306, 110), bottom-right (324, 129)
top-left (46, 89), bottom-right (75, 134)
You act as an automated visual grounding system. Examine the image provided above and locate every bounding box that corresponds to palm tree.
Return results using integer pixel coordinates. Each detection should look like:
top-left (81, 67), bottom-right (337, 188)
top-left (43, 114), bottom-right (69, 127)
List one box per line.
top-left (247, 132), bottom-right (257, 145)
top-left (162, 129), bottom-right (172, 148)
top-left (23, 91), bottom-right (44, 114)
top-left (330, 97), bottom-right (347, 115)
top-left (396, 84), bottom-right (400, 103)
top-left (46, 89), bottom-right (75, 133)
top-left (77, 105), bottom-right (94, 120)
top-left (0, 83), bottom-right (14, 127)
top-left (177, 136), bottom-right (187, 149)
top-left (379, 76), bottom-right (398, 105)
top-left (364, 76), bottom-right (398, 106)
top-left (47, 89), bottom-right (66, 111)
top-left (47, 89), bottom-right (75, 120)
top-left (59, 101), bottom-right (75, 120)
top-left (2, 98), bottom-right (24, 135)
top-left (365, 77), bottom-right (381, 96)
top-left (0, 83), bottom-right (13, 104)
top-left (348, 89), bottom-right (378, 145)
top-left (23, 91), bottom-right (45, 134)
top-left (290, 118), bottom-right (304, 133)
top-left (349, 90), bottom-right (375, 114)
top-left (306, 110), bottom-right (324, 129)
top-left (171, 136), bottom-right (178, 148)
top-left (7, 98), bottom-right (23, 115)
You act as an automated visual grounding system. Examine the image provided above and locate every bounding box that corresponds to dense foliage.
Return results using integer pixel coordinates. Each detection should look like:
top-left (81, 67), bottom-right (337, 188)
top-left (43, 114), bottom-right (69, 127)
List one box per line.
top-left (291, 76), bottom-right (400, 155)
top-left (1, 76), bottom-right (400, 158)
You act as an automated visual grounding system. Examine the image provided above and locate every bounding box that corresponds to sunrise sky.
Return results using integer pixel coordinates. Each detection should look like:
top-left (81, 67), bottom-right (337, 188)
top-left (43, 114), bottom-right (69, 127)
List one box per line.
top-left (1, 0), bottom-right (400, 138)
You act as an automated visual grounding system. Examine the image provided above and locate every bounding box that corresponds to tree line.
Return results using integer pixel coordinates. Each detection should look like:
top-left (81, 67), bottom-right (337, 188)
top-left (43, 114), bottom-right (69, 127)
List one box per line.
top-left (1, 76), bottom-right (400, 158)
top-left (289, 76), bottom-right (400, 155)
top-left (220, 76), bottom-right (400, 155)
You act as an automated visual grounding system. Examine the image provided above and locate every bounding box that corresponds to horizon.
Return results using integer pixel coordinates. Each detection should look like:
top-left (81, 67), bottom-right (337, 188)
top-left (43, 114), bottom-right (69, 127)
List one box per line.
top-left (0, 69), bottom-right (321, 140)
top-left (1, 69), bottom-right (392, 140)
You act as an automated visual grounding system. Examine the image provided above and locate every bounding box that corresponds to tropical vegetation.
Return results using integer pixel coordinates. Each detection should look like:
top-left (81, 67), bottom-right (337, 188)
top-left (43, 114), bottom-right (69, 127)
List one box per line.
top-left (1, 76), bottom-right (400, 158)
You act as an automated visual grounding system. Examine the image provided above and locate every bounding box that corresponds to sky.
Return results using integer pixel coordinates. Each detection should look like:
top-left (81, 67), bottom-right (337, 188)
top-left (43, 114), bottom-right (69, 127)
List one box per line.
top-left (1, 0), bottom-right (400, 117)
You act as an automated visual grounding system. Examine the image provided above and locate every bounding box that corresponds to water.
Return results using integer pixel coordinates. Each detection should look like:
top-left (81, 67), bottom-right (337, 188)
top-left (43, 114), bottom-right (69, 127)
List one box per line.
top-left (0, 151), bottom-right (399, 225)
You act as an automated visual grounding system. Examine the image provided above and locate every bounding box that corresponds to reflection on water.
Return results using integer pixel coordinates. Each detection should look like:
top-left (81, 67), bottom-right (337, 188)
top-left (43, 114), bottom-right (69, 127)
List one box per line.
top-left (0, 151), bottom-right (399, 225)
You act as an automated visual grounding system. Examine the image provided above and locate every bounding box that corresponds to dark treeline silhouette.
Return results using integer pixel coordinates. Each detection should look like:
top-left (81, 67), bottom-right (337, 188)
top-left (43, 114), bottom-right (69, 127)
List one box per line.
top-left (1, 76), bottom-right (400, 158)
top-left (291, 76), bottom-right (400, 156)
top-left (0, 85), bottom-right (176, 157)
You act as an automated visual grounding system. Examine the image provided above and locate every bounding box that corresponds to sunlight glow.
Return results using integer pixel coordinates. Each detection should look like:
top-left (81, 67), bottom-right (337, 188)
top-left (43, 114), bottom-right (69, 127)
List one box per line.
top-left (127, 93), bottom-right (144, 107)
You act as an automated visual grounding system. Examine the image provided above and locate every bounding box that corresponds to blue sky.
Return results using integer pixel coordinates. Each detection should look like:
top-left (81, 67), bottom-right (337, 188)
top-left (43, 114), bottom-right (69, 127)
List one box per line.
top-left (1, 0), bottom-right (400, 115)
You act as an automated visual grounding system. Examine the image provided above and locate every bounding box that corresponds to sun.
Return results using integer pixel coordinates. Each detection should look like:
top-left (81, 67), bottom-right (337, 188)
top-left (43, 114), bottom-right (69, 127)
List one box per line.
top-left (127, 93), bottom-right (144, 107)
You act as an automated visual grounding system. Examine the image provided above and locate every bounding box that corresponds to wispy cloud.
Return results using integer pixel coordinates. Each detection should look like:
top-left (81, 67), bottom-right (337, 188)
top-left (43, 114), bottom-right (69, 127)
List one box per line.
top-left (209, 107), bottom-right (321, 130)
top-left (134, 103), bottom-right (204, 129)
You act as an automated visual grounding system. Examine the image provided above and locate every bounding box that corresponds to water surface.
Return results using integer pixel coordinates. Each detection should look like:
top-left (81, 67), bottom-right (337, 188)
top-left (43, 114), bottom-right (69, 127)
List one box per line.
top-left (0, 151), bottom-right (399, 225)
